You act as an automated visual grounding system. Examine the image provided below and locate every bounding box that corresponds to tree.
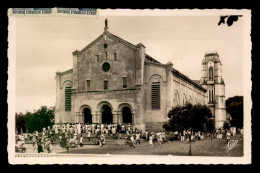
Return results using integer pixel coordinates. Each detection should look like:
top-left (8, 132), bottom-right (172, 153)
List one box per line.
top-left (25, 106), bottom-right (55, 133)
top-left (226, 96), bottom-right (243, 128)
top-left (223, 121), bottom-right (230, 130)
top-left (205, 119), bottom-right (215, 141)
top-left (163, 103), bottom-right (213, 133)
top-left (206, 119), bottom-right (215, 132)
top-left (15, 112), bottom-right (26, 134)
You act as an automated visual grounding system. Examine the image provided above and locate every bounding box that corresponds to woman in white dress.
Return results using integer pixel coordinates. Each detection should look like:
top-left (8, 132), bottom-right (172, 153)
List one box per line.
top-left (149, 135), bottom-right (153, 148)
top-left (80, 135), bottom-right (83, 147)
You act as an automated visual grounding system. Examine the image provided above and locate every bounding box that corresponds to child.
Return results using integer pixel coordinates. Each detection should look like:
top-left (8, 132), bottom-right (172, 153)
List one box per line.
top-left (80, 135), bottom-right (83, 147)
top-left (46, 139), bottom-right (52, 153)
top-left (128, 134), bottom-right (135, 148)
top-left (32, 135), bottom-right (36, 148)
top-left (33, 138), bottom-right (38, 151)
top-left (136, 132), bottom-right (141, 145)
top-left (156, 131), bottom-right (161, 145)
top-left (201, 132), bottom-right (204, 140)
top-left (149, 135), bottom-right (153, 148)
top-left (87, 131), bottom-right (91, 141)
top-left (226, 131), bottom-right (231, 144)
top-left (145, 130), bottom-right (149, 141)
top-left (100, 134), bottom-right (105, 147)
top-left (191, 133), bottom-right (195, 143)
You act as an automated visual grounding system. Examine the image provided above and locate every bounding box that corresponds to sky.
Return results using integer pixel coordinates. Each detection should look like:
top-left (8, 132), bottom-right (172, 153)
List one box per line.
top-left (14, 14), bottom-right (244, 113)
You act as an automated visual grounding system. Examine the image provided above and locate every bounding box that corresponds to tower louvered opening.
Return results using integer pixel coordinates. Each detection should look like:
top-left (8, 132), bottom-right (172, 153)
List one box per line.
top-left (151, 82), bottom-right (160, 110)
top-left (65, 86), bottom-right (72, 111)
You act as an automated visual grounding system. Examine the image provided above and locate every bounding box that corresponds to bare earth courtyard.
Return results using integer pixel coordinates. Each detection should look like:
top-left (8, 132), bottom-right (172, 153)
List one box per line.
top-left (22, 135), bottom-right (243, 156)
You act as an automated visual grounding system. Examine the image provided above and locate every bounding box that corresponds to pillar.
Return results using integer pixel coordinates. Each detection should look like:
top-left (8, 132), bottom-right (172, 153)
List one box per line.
top-left (95, 112), bottom-right (101, 123)
top-left (118, 112), bottom-right (123, 124)
top-left (112, 111), bottom-right (118, 123)
top-left (92, 112), bottom-right (97, 123)
top-left (132, 112), bottom-right (135, 125)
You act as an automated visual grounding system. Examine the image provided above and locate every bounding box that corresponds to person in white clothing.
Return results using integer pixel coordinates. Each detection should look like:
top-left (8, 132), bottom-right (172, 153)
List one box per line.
top-left (136, 132), bottom-right (141, 144)
top-left (156, 131), bottom-right (161, 145)
top-left (80, 135), bottom-right (83, 147)
top-left (145, 130), bottom-right (149, 141)
top-left (87, 131), bottom-right (91, 141)
top-left (149, 135), bottom-right (153, 148)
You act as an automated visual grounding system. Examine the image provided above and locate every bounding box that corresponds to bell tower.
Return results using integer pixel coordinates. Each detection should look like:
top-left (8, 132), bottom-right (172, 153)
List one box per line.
top-left (200, 52), bottom-right (226, 129)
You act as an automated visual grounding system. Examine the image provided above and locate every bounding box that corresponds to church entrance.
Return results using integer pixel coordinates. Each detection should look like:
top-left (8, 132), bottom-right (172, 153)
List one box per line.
top-left (83, 108), bottom-right (92, 124)
top-left (122, 106), bottom-right (132, 124)
top-left (101, 105), bottom-right (113, 124)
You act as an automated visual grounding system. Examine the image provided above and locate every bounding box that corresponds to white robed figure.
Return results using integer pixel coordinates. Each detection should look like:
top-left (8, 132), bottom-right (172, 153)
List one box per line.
top-left (55, 125), bottom-right (58, 134)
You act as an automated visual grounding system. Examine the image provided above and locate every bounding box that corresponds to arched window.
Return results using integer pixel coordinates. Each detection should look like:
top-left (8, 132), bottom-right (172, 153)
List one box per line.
top-left (182, 93), bottom-right (186, 106)
top-left (122, 77), bottom-right (127, 88)
top-left (114, 52), bottom-right (117, 61)
top-left (212, 89), bottom-right (214, 103)
top-left (86, 80), bottom-right (90, 91)
top-left (188, 95), bottom-right (192, 103)
top-left (209, 90), bottom-right (211, 103)
top-left (208, 89), bottom-right (214, 103)
top-left (174, 90), bottom-right (180, 106)
top-left (96, 54), bottom-right (99, 62)
top-left (209, 67), bottom-right (213, 80)
top-left (104, 80), bottom-right (108, 90)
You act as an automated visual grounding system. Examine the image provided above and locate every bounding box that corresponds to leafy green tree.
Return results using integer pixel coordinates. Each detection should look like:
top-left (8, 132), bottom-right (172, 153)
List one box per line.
top-left (25, 106), bottom-right (55, 133)
top-left (223, 121), bottom-right (230, 130)
top-left (205, 118), bottom-right (215, 141)
top-left (15, 112), bottom-right (26, 134)
top-left (163, 103), bottom-right (213, 132)
top-left (226, 96), bottom-right (243, 128)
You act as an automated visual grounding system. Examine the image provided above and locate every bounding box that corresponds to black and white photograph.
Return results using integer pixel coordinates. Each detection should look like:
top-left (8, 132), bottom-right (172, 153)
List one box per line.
top-left (8, 9), bottom-right (251, 164)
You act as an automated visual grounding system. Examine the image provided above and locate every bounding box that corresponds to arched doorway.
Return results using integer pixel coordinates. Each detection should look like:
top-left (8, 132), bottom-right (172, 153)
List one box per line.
top-left (101, 105), bottom-right (113, 124)
top-left (83, 108), bottom-right (92, 124)
top-left (122, 106), bottom-right (132, 124)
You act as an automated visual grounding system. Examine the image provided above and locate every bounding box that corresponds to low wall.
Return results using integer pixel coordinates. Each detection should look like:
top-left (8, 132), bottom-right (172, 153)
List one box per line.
top-left (145, 122), bottom-right (165, 132)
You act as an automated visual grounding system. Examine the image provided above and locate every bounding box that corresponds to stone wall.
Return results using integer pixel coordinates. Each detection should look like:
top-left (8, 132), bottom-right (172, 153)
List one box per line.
top-left (76, 35), bottom-right (138, 92)
top-left (145, 122), bottom-right (165, 132)
top-left (55, 71), bottom-right (73, 123)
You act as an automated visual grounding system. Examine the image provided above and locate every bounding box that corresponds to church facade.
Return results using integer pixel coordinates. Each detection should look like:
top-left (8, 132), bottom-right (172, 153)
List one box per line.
top-left (55, 21), bottom-right (226, 131)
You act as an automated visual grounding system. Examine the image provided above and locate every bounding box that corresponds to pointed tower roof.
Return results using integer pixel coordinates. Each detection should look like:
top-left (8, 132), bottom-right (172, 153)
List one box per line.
top-left (202, 52), bottom-right (221, 64)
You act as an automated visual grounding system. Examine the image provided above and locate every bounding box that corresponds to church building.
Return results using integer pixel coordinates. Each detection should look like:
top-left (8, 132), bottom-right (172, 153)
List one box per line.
top-left (55, 19), bottom-right (226, 131)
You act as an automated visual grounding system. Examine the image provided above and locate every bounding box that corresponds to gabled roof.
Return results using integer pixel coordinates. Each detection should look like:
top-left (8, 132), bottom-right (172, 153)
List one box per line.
top-left (107, 32), bottom-right (137, 50)
top-left (77, 34), bottom-right (104, 56)
top-left (75, 31), bottom-right (163, 65)
top-left (77, 31), bottom-right (137, 56)
top-left (145, 54), bottom-right (162, 64)
top-left (172, 68), bottom-right (206, 92)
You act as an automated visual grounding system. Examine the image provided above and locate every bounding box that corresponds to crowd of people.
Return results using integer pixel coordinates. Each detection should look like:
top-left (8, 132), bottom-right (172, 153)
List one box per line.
top-left (15, 122), bottom-right (244, 153)
top-left (15, 123), bottom-right (143, 152)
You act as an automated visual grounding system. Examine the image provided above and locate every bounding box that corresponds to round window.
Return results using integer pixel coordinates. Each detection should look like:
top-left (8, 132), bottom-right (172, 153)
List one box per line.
top-left (102, 62), bottom-right (110, 72)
